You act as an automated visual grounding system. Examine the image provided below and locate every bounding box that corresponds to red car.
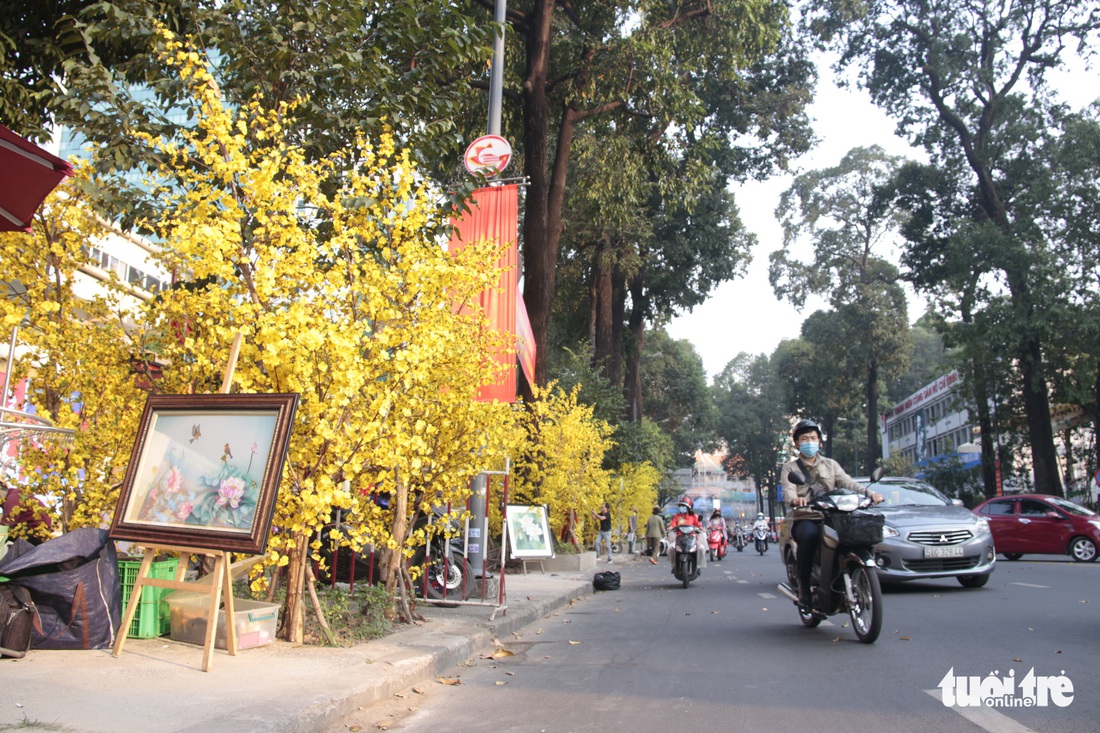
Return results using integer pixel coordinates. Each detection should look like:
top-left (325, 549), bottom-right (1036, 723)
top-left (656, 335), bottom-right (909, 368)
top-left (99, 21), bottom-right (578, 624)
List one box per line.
top-left (973, 494), bottom-right (1100, 562)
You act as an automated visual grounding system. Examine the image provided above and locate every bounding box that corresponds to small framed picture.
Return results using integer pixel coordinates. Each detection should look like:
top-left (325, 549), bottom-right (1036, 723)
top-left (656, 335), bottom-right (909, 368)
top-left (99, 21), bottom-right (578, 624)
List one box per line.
top-left (109, 393), bottom-right (298, 554)
top-left (505, 504), bottom-right (554, 559)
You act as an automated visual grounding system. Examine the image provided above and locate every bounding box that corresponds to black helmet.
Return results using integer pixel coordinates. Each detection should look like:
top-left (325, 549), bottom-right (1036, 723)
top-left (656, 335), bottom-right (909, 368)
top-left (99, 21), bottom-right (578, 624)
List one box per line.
top-left (792, 419), bottom-right (820, 441)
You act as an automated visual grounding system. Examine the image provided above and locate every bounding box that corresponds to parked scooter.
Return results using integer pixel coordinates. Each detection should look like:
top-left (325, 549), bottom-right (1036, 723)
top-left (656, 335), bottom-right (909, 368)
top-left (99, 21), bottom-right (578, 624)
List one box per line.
top-left (776, 469), bottom-right (886, 643)
top-left (669, 524), bottom-right (705, 588)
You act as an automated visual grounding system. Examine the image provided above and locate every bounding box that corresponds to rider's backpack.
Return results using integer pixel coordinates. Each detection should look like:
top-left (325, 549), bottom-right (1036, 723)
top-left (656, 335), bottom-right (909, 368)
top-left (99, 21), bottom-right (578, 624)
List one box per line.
top-left (0, 583), bottom-right (38, 658)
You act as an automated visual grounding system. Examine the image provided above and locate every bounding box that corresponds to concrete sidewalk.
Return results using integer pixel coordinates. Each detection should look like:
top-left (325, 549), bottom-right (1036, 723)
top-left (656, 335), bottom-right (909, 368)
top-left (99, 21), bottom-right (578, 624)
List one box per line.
top-left (1, 569), bottom-right (595, 733)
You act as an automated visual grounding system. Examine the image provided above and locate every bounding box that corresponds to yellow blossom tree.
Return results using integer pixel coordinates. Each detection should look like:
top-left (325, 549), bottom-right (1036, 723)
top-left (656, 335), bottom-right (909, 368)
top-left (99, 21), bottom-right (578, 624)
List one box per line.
top-left (122, 31), bottom-right (513, 635)
top-left (509, 382), bottom-right (614, 548)
top-left (606, 462), bottom-right (662, 537)
top-left (0, 175), bottom-right (149, 540)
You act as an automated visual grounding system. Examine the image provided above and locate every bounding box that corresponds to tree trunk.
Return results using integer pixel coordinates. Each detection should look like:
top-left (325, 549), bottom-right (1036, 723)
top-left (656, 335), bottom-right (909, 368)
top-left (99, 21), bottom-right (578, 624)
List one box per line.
top-left (591, 239), bottom-right (615, 376)
top-left (1019, 335), bottom-right (1062, 496)
top-left (520, 1), bottom-right (578, 390)
top-left (277, 530), bottom-right (308, 643)
top-left (865, 358), bottom-right (879, 476)
top-left (623, 271), bottom-right (647, 421)
top-left (1061, 428), bottom-right (1075, 491)
top-left (970, 360), bottom-right (999, 499)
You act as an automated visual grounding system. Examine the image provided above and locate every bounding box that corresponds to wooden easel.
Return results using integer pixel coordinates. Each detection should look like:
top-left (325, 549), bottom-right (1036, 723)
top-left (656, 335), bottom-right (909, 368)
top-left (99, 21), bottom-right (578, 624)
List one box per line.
top-left (112, 544), bottom-right (239, 671)
top-left (112, 334), bottom-right (248, 672)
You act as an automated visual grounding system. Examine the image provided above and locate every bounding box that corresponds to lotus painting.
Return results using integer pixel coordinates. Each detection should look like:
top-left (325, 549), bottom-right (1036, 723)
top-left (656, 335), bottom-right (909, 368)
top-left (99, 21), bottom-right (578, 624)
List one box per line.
top-left (110, 394), bottom-right (298, 554)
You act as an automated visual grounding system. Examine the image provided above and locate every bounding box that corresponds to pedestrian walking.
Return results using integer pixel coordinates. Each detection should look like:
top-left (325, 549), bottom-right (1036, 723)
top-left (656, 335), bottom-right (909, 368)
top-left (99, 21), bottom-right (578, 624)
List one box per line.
top-left (593, 503), bottom-right (614, 563)
top-left (644, 506), bottom-right (666, 565)
top-left (627, 507), bottom-right (638, 555)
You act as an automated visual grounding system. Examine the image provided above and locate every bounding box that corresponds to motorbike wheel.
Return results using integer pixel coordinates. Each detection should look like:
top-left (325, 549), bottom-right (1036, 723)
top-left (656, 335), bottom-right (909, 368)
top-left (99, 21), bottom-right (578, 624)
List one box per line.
top-left (680, 559), bottom-right (691, 589)
top-left (847, 563), bottom-right (883, 644)
top-left (415, 548), bottom-right (470, 601)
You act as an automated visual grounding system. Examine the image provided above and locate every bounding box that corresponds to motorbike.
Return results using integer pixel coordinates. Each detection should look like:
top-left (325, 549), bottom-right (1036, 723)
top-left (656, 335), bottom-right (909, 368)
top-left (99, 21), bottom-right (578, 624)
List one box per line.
top-left (316, 506), bottom-right (472, 602)
top-left (707, 523), bottom-right (728, 561)
top-left (668, 524), bottom-right (705, 588)
top-left (752, 525), bottom-right (769, 555)
top-left (776, 469), bottom-right (886, 643)
top-left (732, 526), bottom-right (747, 552)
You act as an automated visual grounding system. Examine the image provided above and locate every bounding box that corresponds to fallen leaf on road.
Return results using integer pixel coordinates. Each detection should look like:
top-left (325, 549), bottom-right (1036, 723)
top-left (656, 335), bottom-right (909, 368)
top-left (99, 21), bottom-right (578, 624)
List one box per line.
top-left (438, 677), bottom-right (462, 686)
top-left (900, 636), bottom-right (911, 641)
top-left (506, 671), bottom-right (515, 676)
top-left (496, 681), bottom-right (508, 686)
top-left (374, 722), bottom-right (391, 731)
top-left (711, 611), bottom-right (719, 615)
top-left (490, 648), bottom-right (514, 658)
top-left (568, 640), bottom-right (582, 645)
top-left (412, 687), bottom-right (424, 695)
top-left (348, 726), bottom-right (361, 732)
top-left (1013, 658), bottom-right (1023, 662)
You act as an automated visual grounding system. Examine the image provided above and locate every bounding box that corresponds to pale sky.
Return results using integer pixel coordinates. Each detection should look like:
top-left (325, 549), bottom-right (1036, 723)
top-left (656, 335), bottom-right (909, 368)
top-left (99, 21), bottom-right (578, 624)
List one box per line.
top-left (666, 68), bottom-right (923, 379)
top-left (667, 55), bottom-right (1098, 381)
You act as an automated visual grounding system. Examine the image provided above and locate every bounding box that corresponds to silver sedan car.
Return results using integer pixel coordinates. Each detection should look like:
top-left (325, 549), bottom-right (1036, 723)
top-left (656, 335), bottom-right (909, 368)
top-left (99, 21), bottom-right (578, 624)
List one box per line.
top-left (857, 476), bottom-right (996, 588)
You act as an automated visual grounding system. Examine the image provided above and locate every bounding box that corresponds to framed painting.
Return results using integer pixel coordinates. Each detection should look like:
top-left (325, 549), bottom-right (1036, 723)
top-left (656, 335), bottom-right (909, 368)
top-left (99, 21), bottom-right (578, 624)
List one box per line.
top-left (505, 504), bottom-right (554, 559)
top-left (109, 393), bottom-right (298, 554)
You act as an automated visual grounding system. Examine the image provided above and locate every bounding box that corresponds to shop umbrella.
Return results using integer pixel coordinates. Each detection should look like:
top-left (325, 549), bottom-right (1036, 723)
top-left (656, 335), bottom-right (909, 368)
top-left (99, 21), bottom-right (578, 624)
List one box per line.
top-left (0, 123), bottom-right (74, 232)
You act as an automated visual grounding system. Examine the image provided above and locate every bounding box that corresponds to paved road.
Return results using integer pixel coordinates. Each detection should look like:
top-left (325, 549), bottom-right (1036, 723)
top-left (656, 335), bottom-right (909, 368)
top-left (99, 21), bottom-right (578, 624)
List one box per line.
top-left (325, 550), bottom-right (1100, 733)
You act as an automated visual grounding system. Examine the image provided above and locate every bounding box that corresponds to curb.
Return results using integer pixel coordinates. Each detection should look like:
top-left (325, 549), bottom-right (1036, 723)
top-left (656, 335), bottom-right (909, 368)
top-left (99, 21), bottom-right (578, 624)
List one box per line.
top-left (186, 578), bottom-right (592, 733)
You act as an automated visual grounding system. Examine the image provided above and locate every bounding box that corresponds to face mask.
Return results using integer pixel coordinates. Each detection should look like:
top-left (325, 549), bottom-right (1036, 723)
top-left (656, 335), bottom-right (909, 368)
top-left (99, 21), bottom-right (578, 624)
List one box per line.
top-left (678, 506), bottom-right (688, 514)
top-left (798, 441), bottom-right (820, 458)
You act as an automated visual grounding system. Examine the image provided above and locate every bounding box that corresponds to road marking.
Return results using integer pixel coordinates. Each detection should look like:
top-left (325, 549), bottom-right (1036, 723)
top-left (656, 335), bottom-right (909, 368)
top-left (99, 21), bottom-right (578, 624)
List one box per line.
top-left (736, 579), bottom-right (748, 584)
top-left (1010, 582), bottom-right (1050, 589)
top-left (923, 690), bottom-right (1036, 733)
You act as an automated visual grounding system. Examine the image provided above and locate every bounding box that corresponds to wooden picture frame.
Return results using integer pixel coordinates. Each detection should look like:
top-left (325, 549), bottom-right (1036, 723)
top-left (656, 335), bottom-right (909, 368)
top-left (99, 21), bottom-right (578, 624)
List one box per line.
top-left (109, 393), bottom-right (298, 554)
top-left (505, 504), bottom-right (554, 559)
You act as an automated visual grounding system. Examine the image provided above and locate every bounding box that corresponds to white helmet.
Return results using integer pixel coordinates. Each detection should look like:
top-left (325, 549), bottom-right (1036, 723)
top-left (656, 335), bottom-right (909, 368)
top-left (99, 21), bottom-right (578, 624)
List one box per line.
top-left (756, 513), bottom-right (764, 520)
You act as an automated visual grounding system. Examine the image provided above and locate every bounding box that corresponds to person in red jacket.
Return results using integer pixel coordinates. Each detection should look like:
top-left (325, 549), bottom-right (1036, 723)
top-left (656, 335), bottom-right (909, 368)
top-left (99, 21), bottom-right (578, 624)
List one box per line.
top-left (669, 497), bottom-right (702, 529)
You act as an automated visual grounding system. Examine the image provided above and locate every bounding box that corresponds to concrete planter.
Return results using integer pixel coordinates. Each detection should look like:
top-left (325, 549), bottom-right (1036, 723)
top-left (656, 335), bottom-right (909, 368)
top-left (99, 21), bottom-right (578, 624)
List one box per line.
top-left (537, 551), bottom-right (597, 574)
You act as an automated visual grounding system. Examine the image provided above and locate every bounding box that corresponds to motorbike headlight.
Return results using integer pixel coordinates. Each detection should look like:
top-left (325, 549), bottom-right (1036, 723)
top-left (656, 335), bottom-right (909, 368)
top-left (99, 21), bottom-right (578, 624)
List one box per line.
top-left (974, 517), bottom-right (991, 535)
top-left (833, 494), bottom-right (861, 512)
top-left (882, 525), bottom-right (900, 539)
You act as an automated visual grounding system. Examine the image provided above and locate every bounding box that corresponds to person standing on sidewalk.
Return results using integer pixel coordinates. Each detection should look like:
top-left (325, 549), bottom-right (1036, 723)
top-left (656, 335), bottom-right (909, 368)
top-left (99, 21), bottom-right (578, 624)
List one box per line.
top-left (627, 507), bottom-right (638, 555)
top-left (593, 503), bottom-right (614, 563)
top-left (644, 506), bottom-right (666, 564)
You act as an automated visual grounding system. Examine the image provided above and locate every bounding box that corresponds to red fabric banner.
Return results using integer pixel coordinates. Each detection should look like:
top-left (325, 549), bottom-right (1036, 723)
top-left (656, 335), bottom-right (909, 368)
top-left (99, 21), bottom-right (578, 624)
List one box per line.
top-left (448, 185), bottom-right (521, 402)
top-left (516, 287), bottom-right (536, 389)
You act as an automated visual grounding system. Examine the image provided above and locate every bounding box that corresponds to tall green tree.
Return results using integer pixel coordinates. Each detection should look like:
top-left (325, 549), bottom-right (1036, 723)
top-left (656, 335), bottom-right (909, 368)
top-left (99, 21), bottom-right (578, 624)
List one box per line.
top-left (770, 145), bottom-right (911, 471)
top-left (54, 0), bottom-right (493, 229)
top-left (461, 0), bottom-right (808, 393)
top-left (712, 352), bottom-right (790, 510)
top-left (638, 329), bottom-right (718, 467)
top-left (804, 0), bottom-right (1100, 495)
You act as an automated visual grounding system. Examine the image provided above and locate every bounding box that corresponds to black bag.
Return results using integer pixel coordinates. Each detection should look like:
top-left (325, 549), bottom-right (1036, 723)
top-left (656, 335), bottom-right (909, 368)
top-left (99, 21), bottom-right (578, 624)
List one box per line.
top-left (0, 528), bottom-right (122, 650)
top-left (0, 584), bottom-right (39, 658)
top-left (593, 571), bottom-right (620, 591)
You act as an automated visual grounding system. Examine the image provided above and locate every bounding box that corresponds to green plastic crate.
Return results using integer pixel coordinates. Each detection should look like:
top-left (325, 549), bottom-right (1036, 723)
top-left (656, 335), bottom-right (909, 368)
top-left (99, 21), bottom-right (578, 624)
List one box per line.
top-left (118, 558), bottom-right (179, 638)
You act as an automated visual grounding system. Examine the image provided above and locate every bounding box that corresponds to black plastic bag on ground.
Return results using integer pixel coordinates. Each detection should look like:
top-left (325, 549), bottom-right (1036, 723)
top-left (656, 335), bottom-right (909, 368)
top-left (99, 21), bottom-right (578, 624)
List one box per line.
top-left (593, 570), bottom-right (620, 591)
top-left (0, 528), bottom-right (122, 650)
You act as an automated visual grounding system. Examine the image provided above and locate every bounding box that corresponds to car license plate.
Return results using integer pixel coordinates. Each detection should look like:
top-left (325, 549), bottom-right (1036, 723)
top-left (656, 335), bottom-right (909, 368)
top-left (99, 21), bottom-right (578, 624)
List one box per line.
top-left (924, 545), bottom-right (964, 558)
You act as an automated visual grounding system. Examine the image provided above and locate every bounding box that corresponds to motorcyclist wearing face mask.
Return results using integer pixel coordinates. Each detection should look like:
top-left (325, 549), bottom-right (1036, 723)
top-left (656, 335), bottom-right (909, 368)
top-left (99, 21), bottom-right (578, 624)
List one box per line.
top-left (669, 498), bottom-right (702, 529)
top-left (779, 419), bottom-right (882, 611)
